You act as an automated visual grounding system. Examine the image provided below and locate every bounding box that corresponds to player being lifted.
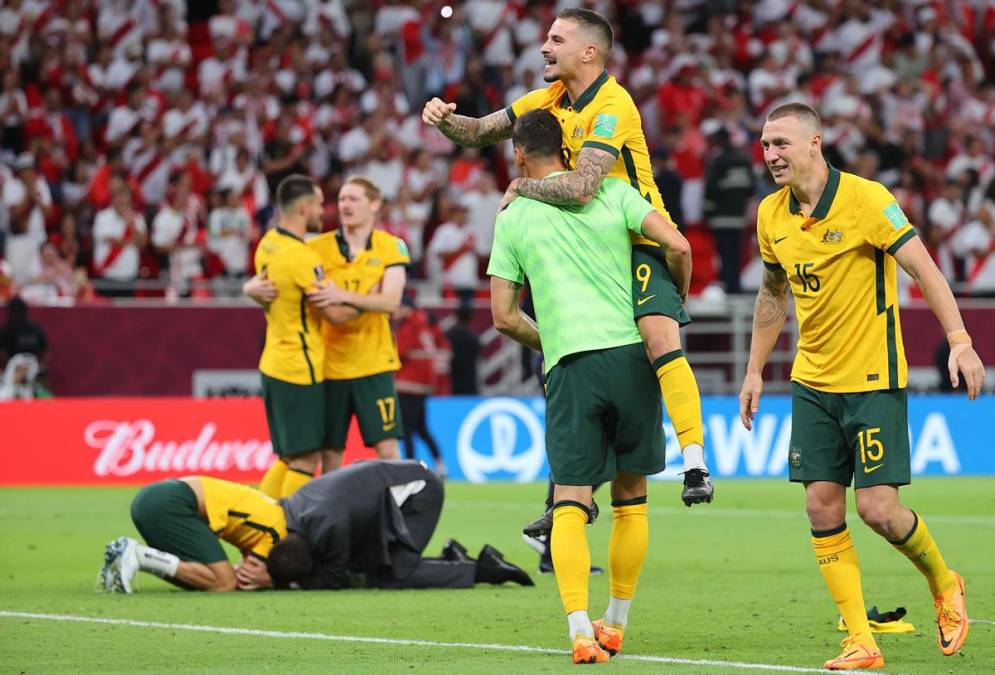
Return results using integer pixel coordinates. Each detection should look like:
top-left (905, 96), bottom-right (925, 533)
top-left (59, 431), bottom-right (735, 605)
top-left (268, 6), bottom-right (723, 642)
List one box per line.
top-left (423, 8), bottom-right (713, 523)
top-left (739, 103), bottom-right (984, 670)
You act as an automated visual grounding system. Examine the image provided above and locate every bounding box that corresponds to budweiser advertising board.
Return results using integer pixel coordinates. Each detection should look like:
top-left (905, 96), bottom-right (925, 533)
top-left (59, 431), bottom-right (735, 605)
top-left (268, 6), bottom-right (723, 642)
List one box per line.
top-left (0, 398), bottom-right (376, 485)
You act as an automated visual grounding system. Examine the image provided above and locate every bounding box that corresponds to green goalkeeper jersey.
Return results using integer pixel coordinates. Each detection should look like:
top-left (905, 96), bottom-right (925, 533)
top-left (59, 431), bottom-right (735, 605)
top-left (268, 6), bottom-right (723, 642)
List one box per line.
top-left (487, 175), bottom-right (653, 372)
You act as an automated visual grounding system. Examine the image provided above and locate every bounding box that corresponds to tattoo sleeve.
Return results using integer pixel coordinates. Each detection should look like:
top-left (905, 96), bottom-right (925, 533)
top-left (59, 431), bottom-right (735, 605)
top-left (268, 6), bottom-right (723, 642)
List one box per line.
top-left (437, 109), bottom-right (514, 148)
top-left (754, 267), bottom-right (789, 329)
top-left (514, 147), bottom-right (616, 206)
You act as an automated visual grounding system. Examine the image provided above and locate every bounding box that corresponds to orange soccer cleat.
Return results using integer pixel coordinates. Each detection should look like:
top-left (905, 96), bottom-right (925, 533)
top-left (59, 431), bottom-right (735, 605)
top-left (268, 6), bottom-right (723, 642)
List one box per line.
top-left (935, 571), bottom-right (969, 656)
top-left (571, 636), bottom-right (610, 665)
top-left (591, 619), bottom-right (624, 656)
top-left (823, 633), bottom-right (884, 671)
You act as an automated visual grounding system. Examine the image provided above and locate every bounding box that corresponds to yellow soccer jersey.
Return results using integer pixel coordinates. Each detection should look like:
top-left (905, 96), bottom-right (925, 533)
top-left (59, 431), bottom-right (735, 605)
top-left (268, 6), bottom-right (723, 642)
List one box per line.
top-left (757, 167), bottom-right (918, 393)
top-left (507, 69), bottom-right (675, 244)
top-left (308, 228), bottom-right (410, 379)
top-left (199, 477), bottom-right (288, 559)
top-left (255, 228), bottom-right (326, 385)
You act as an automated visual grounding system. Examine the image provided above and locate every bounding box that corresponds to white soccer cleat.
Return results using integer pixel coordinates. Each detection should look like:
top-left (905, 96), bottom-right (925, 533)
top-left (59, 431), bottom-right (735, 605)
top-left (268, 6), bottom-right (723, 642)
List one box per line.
top-left (102, 536), bottom-right (140, 594)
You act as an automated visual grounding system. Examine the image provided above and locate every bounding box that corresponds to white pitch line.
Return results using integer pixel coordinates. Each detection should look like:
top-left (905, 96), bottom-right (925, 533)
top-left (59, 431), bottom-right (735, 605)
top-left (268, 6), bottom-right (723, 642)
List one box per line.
top-left (448, 500), bottom-right (995, 526)
top-left (0, 610), bottom-right (832, 673)
top-left (970, 619), bottom-right (995, 625)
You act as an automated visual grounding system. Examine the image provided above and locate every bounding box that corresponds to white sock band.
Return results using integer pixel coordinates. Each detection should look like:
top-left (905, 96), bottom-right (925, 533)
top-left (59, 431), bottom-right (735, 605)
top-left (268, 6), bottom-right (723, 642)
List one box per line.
top-left (681, 443), bottom-right (706, 472)
top-left (567, 610), bottom-right (593, 640)
top-left (137, 544), bottom-right (180, 577)
top-left (604, 596), bottom-right (632, 628)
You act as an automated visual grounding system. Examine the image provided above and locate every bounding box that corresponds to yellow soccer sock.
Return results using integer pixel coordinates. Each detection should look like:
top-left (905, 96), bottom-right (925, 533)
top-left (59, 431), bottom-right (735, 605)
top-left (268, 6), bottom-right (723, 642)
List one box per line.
top-left (608, 498), bottom-right (649, 601)
top-left (812, 524), bottom-right (872, 638)
top-left (280, 467), bottom-right (313, 498)
top-left (890, 512), bottom-right (956, 597)
top-left (652, 351), bottom-right (704, 449)
top-left (259, 459), bottom-right (287, 499)
top-left (551, 503), bottom-right (591, 615)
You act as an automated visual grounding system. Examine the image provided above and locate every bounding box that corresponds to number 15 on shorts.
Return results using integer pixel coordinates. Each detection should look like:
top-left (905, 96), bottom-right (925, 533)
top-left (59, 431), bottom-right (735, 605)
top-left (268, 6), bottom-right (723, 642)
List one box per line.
top-left (858, 427), bottom-right (884, 473)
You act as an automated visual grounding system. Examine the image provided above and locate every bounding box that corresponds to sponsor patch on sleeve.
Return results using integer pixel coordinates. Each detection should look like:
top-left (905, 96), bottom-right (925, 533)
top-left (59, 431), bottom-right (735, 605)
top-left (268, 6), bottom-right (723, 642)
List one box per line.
top-left (592, 113), bottom-right (618, 139)
top-left (883, 202), bottom-right (909, 230)
top-left (397, 239), bottom-right (410, 258)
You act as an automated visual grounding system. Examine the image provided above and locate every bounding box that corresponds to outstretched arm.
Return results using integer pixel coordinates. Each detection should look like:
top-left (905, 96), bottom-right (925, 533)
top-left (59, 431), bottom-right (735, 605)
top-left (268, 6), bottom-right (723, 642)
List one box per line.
top-left (489, 276), bottom-right (541, 351)
top-left (510, 147), bottom-right (616, 207)
top-left (894, 236), bottom-right (985, 398)
top-left (422, 98), bottom-right (514, 148)
top-left (739, 266), bottom-right (790, 430)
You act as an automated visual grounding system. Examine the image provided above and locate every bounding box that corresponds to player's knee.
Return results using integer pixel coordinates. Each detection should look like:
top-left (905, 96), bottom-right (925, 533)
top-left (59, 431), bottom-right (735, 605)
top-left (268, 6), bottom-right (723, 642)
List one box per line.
top-left (855, 501), bottom-right (894, 533)
top-left (805, 500), bottom-right (844, 531)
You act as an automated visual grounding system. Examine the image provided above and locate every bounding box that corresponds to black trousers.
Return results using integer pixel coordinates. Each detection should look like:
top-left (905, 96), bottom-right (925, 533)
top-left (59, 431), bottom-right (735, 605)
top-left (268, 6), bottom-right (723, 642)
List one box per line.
top-left (711, 228), bottom-right (744, 294)
top-left (369, 472), bottom-right (475, 589)
top-left (400, 393), bottom-right (442, 461)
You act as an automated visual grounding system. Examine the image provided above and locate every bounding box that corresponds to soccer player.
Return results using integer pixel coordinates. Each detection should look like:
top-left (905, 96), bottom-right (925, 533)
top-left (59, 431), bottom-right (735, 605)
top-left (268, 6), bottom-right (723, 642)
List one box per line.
top-left (489, 109), bottom-right (692, 664)
top-left (739, 102), bottom-right (985, 671)
top-left (305, 177), bottom-right (409, 470)
top-left (100, 462), bottom-right (533, 593)
top-left (249, 174), bottom-right (327, 499)
top-left (423, 7), bottom-right (712, 509)
top-left (246, 177), bottom-right (409, 472)
top-left (100, 475), bottom-right (287, 593)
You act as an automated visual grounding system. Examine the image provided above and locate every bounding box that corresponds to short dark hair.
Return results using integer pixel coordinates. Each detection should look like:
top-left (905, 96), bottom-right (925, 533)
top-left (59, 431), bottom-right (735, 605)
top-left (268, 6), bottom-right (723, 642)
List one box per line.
top-left (512, 109), bottom-right (564, 160)
top-left (557, 8), bottom-right (613, 57)
top-left (266, 533), bottom-right (314, 589)
top-left (276, 174), bottom-right (317, 211)
top-left (766, 102), bottom-right (822, 132)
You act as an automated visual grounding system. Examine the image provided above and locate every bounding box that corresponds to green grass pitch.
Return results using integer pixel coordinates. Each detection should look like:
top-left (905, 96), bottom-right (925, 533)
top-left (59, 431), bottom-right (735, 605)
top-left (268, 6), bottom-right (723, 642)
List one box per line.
top-left (1, 478), bottom-right (992, 673)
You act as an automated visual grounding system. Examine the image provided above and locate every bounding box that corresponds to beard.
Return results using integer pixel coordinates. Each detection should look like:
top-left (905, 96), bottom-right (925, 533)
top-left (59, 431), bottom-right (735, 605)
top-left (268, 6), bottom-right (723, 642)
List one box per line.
top-left (305, 215), bottom-right (323, 233)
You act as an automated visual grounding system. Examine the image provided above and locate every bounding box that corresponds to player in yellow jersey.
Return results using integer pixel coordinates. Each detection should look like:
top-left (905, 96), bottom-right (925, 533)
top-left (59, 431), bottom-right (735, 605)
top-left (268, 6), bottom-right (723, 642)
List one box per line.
top-left (738, 103), bottom-right (985, 671)
top-left (245, 175), bottom-right (330, 500)
top-left (305, 177), bottom-right (410, 470)
top-left (423, 7), bottom-right (712, 508)
top-left (99, 475), bottom-right (287, 593)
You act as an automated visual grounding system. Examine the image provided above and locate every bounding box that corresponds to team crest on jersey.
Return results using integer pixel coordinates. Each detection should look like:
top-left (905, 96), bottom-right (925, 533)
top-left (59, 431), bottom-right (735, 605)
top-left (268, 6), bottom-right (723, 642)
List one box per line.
top-left (592, 113), bottom-right (618, 138)
top-left (572, 126), bottom-right (584, 138)
top-left (367, 257), bottom-right (382, 267)
top-left (883, 202), bottom-right (909, 230)
top-left (313, 265), bottom-right (324, 281)
top-left (821, 229), bottom-right (844, 244)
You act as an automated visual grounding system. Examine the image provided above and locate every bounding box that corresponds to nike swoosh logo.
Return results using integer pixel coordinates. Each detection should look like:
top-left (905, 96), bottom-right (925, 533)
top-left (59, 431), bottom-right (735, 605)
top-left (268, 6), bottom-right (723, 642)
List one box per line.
top-left (864, 464), bottom-right (884, 474)
top-left (383, 423), bottom-right (397, 431)
top-left (774, 236), bottom-right (789, 244)
top-left (939, 627), bottom-right (953, 649)
top-left (637, 295), bottom-right (656, 306)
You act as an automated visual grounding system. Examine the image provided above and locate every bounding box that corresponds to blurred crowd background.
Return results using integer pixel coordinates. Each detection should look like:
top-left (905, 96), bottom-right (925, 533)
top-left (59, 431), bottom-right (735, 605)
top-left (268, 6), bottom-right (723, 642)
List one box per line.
top-left (1, 0), bottom-right (994, 304)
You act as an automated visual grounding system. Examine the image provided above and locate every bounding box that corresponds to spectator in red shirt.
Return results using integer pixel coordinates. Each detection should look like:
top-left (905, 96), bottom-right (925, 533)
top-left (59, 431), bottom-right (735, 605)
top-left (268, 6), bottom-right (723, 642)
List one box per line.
top-left (394, 295), bottom-right (448, 477)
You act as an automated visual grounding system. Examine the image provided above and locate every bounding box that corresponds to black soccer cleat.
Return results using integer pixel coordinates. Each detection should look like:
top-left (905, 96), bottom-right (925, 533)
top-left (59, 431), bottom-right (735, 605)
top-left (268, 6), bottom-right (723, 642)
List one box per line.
top-left (522, 500), bottom-right (600, 539)
top-left (681, 469), bottom-right (714, 507)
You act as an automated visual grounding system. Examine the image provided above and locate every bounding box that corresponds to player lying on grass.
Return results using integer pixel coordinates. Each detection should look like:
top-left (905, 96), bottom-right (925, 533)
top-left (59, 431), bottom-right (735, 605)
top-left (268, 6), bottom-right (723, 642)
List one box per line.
top-left (487, 108), bottom-right (691, 664)
top-left (99, 460), bottom-right (532, 593)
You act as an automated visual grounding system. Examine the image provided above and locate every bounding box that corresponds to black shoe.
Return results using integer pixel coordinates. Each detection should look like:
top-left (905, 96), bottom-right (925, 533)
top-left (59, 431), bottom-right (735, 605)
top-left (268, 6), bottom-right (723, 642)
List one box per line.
top-left (522, 500), bottom-right (600, 539)
top-left (442, 538), bottom-right (472, 563)
top-left (681, 469), bottom-right (714, 507)
top-left (475, 544), bottom-right (534, 586)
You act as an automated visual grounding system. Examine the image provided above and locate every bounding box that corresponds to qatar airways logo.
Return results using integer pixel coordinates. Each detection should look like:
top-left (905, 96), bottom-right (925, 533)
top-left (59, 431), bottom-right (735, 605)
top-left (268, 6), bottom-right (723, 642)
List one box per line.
top-left (86, 420), bottom-right (273, 477)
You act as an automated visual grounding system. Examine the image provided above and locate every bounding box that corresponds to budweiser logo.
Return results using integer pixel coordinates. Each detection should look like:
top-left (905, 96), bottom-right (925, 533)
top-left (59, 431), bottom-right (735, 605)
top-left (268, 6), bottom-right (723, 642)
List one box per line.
top-left (86, 420), bottom-right (273, 477)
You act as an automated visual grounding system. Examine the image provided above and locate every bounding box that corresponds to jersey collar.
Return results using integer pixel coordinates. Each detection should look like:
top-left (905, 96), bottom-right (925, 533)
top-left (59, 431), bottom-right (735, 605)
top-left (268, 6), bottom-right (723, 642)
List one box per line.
top-left (335, 228), bottom-right (373, 261)
top-left (276, 227), bottom-right (305, 243)
top-left (788, 164), bottom-right (840, 229)
top-left (560, 70), bottom-right (610, 112)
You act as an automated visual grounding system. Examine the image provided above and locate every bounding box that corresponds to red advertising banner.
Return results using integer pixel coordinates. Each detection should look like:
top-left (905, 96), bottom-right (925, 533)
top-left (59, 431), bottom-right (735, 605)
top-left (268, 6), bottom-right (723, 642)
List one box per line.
top-left (0, 398), bottom-right (376, 485)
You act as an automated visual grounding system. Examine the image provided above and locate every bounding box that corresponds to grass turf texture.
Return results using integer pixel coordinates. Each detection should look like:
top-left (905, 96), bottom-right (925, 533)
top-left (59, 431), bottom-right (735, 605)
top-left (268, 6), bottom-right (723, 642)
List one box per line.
top-left (1, 478), bottom-right (992, 673)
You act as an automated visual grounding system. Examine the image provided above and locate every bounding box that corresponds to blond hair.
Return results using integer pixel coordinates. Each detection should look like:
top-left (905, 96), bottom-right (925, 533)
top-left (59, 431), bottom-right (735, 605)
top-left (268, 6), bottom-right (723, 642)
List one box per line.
top-left (343, 176), bottom-right (382, 202)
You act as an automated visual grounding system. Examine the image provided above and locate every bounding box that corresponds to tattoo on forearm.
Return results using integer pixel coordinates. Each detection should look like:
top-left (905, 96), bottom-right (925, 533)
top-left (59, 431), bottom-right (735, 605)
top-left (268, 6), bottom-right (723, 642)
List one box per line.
top-left (515, 148), bottom-right (616, 206)
top-left (438, 110), bottom-right (513, 148)
top-left (506, 280), bottom-right (522, 290)
top-left (755, 268), bottom-right (788, 329)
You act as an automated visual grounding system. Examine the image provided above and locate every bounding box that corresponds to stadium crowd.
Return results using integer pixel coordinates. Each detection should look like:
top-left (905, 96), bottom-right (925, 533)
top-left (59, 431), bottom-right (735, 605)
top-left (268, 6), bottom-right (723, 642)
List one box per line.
top-left (1, 0), bottom-right (994, 302)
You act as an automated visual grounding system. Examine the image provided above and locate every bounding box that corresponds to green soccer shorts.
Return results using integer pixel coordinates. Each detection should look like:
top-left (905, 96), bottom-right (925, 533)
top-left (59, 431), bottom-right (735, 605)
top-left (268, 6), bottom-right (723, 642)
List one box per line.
top-left (788, 382), bottom-right (911, 488)
top-left (130, 480), bottom-right (227, 564)
top-left (324, 372), bottom-right (404, 449)
top-left (631, 244), bottom-right (692, 325)
top-left (261, 373), bottom-right (326, 458)
top-left (545, 342), bottom-right (666, 485)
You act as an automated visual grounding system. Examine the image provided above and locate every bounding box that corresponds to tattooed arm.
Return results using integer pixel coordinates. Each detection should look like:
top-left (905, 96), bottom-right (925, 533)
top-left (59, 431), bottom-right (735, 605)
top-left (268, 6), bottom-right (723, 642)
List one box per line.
top-left (739, 265), bottom-right (789, 430)
top-left (489, 276), bottom-right (542, 351)
top-left (511, 146), bottom-right (616, 206)
top-left (423, 98), bottom-right (515, 148)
